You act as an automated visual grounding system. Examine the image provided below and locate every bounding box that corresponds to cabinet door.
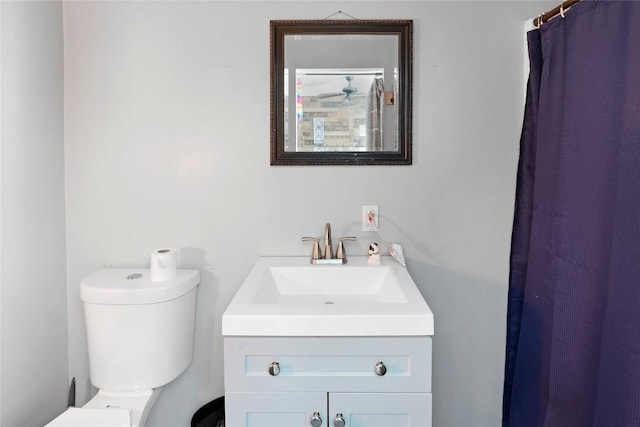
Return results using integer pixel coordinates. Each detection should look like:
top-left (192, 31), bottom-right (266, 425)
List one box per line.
top-left (226, 392), bottom-right (327, 427)
top-left (329, 393), bottom-right (431, 427)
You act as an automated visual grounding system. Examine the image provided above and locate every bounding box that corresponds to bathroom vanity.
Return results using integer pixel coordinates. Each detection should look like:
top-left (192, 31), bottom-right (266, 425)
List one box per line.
top-left (222, 257), bottom-right (434, 427)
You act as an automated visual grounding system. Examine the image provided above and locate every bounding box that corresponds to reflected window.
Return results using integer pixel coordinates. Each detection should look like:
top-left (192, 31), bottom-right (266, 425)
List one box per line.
top-left (287, 69), bottom-right (388, 152)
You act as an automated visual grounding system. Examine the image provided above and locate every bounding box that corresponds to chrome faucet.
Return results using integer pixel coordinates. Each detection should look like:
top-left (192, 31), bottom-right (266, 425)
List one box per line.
top-left (302, 222), bottom-right (356, 264)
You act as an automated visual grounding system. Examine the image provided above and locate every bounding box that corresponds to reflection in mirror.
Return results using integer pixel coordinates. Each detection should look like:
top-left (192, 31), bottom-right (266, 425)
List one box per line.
top-left (271, 20), bottom-right (412, 165)
top-left (287, 69), bottom-right (394, 152)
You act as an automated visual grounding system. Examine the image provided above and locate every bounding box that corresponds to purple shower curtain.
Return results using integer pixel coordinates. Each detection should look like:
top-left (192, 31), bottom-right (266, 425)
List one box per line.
top-left (503, 2), bottom-right (640, 427)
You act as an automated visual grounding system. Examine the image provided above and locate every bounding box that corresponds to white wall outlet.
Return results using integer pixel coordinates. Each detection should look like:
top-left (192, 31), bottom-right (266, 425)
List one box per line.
top-left (362, 205), bottom-right (379, 231)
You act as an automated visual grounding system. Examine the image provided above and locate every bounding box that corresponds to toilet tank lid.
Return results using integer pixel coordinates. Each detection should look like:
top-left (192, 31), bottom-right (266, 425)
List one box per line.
top-left (80, 268), bottom-right (200, 305)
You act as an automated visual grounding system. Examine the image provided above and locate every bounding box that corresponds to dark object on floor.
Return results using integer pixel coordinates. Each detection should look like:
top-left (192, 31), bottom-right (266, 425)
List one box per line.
top-left (67, 377), bottom-right (76, 407)
top-left (191, 396), bottom-right (224, 427)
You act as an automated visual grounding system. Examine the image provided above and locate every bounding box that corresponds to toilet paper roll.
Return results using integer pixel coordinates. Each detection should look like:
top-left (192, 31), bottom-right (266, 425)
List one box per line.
top-left (150, 248), bottom-right (177, 282)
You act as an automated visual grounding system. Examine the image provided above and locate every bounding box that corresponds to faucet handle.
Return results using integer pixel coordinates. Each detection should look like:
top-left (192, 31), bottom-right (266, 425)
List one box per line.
top-left (302, 237), bottom-right (322, 260)
top-left (336, 237), bottom-right (356, 262)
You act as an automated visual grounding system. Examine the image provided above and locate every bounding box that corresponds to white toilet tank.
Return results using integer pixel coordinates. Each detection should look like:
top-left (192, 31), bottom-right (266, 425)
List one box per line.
top-left (80, 268), bottom-right (200, 392)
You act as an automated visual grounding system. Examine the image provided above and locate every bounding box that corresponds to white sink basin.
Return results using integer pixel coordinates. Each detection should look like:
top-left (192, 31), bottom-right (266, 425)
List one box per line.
top-left (253, 265), bottom-right (408, 305)
top-left (222, 256), bottom-right (434, 336)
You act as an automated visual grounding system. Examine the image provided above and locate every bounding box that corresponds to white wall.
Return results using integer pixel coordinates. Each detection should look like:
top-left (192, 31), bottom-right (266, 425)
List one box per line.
top-left (0, 1), bottom-right (68, 426)
top-left (62, 2), bottom-right (553, 426)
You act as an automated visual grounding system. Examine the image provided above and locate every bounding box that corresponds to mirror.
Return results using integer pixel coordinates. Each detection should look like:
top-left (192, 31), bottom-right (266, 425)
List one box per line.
top-left (270, 20), bottom-right (413, 165)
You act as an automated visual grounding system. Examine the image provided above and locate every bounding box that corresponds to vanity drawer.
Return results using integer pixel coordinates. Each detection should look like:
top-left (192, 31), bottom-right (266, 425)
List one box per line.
top-left (224, 336), bottom-right (431, 393)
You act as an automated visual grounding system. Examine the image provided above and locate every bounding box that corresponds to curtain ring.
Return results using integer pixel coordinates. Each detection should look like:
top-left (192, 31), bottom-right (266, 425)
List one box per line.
top-left (535, 13), bottom-right (544, 28)
top-left (560, 3), bottom-right (566, 18)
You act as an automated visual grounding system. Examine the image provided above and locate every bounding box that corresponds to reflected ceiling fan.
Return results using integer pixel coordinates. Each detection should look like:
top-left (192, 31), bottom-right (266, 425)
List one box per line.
top-left (316, 76), bottom-right (363, 103)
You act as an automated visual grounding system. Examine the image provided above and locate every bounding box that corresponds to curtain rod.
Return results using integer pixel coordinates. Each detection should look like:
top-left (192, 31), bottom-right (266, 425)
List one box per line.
top-left (533, 0), bottom-right (581, 27)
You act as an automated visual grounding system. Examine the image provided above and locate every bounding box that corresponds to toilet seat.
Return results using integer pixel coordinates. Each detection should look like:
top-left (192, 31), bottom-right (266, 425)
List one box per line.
top-left (45, 389), bottom-right (161, 427)
top-left (45, 407), bottom-right (130, 427)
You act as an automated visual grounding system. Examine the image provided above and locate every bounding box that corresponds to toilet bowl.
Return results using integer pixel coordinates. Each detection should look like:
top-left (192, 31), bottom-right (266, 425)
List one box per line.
top-left (45, 268), bottom-right (200, 427)
top-left (46, 389), bottom-right (161, 427)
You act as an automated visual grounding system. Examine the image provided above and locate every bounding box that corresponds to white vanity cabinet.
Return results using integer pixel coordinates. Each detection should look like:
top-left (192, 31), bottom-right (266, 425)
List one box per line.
top-left (224, 336), bottom-right (432, 427)
top-left (222, 257), bottom-right (435, 427)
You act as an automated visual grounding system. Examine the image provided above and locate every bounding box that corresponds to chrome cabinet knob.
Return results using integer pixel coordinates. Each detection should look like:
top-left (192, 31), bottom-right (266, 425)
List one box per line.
top-left (310, 411), bottom-right (323, 427)
top-left (268, 361), bottom-right (280, 376)
top-left (334, 413), bottom-right (346, 427)
top-left (375, 361), bottom-right (387, 376)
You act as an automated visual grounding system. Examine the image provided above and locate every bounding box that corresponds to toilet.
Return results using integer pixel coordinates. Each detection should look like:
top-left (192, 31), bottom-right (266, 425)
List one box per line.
top-left (46, 268), bottom-right (200, 427)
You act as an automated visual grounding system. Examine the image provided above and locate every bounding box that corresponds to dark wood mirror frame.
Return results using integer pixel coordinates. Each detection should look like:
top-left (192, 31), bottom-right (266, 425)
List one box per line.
top-left (270, 20), bottom-right (413, 166)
